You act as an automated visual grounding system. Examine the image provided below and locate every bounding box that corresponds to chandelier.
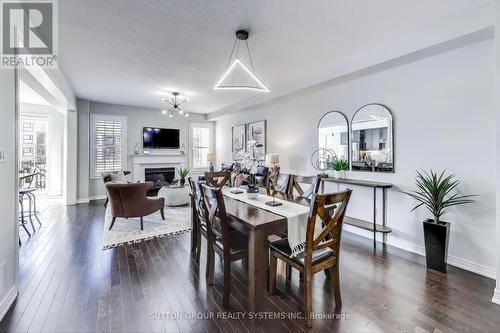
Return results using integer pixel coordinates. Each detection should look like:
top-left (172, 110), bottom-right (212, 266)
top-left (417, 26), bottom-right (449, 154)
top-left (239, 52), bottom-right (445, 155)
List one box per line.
top-left (214, 30), bottom-right (269, 92)
top-left (162, 92), bottom-right (189, 118)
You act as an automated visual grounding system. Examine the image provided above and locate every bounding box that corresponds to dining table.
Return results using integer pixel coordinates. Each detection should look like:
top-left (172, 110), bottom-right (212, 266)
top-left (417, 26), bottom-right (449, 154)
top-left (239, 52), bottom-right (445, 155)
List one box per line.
top-left (189, 187), bottom-right (313, 312)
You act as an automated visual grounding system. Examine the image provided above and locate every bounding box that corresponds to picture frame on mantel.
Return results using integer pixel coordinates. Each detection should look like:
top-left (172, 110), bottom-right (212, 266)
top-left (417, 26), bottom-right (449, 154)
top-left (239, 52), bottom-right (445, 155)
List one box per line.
top-left (232, 124), bottom-right (246, 160)
top-left (246, 120), bottom-right (267, 161)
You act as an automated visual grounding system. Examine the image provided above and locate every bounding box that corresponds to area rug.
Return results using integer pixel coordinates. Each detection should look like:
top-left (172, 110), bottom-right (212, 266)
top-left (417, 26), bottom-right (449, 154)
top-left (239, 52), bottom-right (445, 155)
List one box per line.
top-left (102, 205), bottom-right (191, 249)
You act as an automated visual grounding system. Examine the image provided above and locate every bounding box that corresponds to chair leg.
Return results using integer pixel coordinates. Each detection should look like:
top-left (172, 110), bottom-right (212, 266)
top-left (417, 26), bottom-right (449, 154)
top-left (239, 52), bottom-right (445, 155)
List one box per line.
top-left (207, 248), bottom-right (215, 285)
top-left (304, 270), bottom-right (313, 328)
top-left (109, 217), bottom-right (116, 230)
top-left (331, 263), bottom-right (342, 307)
top-left (160, 208), bottom-right (165, 220)
top-left (140, 217), bottom-right (144, 230)
top-left (286, 264), bottom-right (292, 280)
top-left (195, 232), bottom-right (201, 264)
top-left (19, 196), bottom-right (30, 237)
top-left (30, 193), bottom-right (41, 226)
top-left (269, 253), bottom-right (277, 295)
top-left (243, 257), bottom-right (248, 273)
top-left (324, 269), bottom-right (331, 280)
top-left (104, 197), bottom-right (108, 208)
top-left (223, 257), bottom-right (231, 309)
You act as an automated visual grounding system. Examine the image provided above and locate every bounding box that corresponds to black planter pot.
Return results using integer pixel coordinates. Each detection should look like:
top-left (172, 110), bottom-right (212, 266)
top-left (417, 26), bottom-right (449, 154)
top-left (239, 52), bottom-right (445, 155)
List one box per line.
top-left (423, 219), bottom-right (450, 273)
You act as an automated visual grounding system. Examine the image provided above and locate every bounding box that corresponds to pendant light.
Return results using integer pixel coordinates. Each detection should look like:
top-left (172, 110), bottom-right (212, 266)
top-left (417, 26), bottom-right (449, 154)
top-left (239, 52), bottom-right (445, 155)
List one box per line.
top-left (162, 92), bottom-right (189, 117)
top-left (214, 30), bottom-right (269, 92)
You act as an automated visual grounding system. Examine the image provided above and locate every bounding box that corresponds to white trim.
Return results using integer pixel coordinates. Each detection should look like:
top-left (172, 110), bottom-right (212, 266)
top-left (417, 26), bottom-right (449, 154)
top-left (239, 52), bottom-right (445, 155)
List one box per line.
top-left (344, 225), bottom-right (496, 279)
top-left (492, 289), bottom-right (500, 305)
top-left (0, 286), bottom-right (18, 321)
top-left (76, 195), bottom-right (107, 204)
top-left (89, 113), bottom-right (128, 179)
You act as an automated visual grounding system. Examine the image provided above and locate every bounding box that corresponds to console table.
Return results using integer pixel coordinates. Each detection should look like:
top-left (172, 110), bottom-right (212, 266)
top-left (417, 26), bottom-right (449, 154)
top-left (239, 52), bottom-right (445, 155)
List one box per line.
top-left (320, 178), bottom-right (393, 249)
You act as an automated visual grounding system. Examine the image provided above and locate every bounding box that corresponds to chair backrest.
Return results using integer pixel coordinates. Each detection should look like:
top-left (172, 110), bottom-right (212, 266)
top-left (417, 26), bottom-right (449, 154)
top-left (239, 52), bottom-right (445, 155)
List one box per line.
top-left (189, 178), bottom-right (208, 229)
top-left (266, 173), bottom-right (291, 197)
top-left (19, 168), bottom-right (39, 188)
top-left (288, 175), bottom-right (321, 199)
top-left (105, 182), bottom-right (151, 218)
top-left (201, 184), bottom-right (231, 253)
top-left (305, 189), bottom-right (352, 259)
top-left (204, 171), bottom-right (231, 188)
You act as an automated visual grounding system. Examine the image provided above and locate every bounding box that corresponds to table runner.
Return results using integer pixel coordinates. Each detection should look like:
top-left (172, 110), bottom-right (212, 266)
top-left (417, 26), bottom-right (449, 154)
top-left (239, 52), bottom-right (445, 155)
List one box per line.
top-left (222, 188), bottom-right (321, 257)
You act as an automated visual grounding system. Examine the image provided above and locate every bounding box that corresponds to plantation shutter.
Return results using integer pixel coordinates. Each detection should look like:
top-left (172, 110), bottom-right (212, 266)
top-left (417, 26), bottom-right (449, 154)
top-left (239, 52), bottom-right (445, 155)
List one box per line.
top-left (91, 114), bottom-right (127, 178)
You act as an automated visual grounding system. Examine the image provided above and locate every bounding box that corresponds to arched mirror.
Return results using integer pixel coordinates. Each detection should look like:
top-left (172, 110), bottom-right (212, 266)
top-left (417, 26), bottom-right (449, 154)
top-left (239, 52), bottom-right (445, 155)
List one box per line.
top-left (351, 104), bottom-right (394, 172)
top-left (318, 111), bottom-right (349, 166)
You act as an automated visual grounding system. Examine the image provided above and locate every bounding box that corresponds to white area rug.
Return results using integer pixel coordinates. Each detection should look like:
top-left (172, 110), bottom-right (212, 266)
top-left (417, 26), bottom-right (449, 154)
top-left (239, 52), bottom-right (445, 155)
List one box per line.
top-left (102, 205), bottom-right (191, 249)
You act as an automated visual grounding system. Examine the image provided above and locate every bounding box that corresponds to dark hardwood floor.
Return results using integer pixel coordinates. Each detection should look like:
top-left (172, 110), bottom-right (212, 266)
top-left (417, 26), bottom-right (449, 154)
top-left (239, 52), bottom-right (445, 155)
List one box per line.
top-left (1, 199), bottom-right (499, 332)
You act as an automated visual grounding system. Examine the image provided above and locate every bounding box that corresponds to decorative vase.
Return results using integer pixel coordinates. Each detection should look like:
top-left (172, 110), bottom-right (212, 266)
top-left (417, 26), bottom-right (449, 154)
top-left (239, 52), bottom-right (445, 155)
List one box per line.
top-left (423, 219), bottom-right (450, 273)
top-left (246, 187), bottom-right (259, 199)
top-left (180, 178), bottom-right (186, 187)
top-left (333, 170), bottom-right (341, 179)
top-left (134, 142), bottom-right (140, 155)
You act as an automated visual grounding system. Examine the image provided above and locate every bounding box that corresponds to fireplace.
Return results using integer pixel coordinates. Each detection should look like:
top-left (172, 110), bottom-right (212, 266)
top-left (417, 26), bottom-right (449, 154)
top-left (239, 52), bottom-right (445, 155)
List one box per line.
top-left (145, 167), bottom-right (175, 196)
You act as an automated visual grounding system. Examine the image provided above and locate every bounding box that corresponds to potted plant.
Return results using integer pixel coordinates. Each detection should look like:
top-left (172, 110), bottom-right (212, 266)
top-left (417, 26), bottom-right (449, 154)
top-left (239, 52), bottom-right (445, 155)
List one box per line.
top-left (403, 170), bottom-right (475, 272)
top-left (331, 159), bottom-right (349, 179)
top-left (177, 167), bottom-right (190, 187)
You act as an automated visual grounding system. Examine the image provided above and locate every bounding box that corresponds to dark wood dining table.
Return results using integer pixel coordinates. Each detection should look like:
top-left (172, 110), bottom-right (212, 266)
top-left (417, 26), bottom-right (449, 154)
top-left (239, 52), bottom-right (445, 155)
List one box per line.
top-left (190, 189), bottom-right (311, 312)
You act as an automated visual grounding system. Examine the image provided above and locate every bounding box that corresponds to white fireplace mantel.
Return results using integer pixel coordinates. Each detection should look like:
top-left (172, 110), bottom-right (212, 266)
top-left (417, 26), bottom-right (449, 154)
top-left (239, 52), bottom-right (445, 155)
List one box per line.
top-left (130, 154), bottom-right (188, 182)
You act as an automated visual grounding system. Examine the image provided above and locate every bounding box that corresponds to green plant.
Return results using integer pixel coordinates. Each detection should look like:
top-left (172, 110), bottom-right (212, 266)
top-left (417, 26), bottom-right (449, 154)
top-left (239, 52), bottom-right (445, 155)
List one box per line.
top-left (403, 170), bottom-right (476, 223)
top-left (331, 159), bottom-right (349, 171)
top-left (177, 167), bottom-right (190, 179)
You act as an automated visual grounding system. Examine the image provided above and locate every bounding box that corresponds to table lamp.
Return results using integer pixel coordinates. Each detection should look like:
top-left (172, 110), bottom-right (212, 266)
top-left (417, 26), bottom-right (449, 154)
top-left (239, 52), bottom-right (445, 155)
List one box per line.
top-left (265, 153), bottom-right (282, 207)
top-left (207, 153), bottom-right (216, 172)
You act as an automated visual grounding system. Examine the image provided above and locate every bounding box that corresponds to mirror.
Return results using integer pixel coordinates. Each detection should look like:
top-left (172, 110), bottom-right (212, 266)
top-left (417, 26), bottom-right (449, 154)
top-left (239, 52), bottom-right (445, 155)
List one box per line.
top-left (351, 104), bottom-right (393, 172)
top-left (318, 111), bottom-right (349, 166)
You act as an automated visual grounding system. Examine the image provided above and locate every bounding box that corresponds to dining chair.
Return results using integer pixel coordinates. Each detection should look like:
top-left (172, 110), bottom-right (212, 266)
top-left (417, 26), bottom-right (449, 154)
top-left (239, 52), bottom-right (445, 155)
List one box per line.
top-left (288, 175), bottom-right (321, 200)
top-left (201, 184), bottom-right (249, 309)
top-left (189, 178), bottom-right (209, 267)
top-left (268, 189), bottom-right (352, 328)
top-left (204, 171), bottom-right (231, 188)
top-left (266, 173), bottom-right (291, 199)
top-left (19, 169), bottom-right (41, 235)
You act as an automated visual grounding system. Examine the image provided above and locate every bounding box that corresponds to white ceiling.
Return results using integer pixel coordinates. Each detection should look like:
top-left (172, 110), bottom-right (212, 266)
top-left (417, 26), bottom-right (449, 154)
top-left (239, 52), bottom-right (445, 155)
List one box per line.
top-left (59, 0), bottom-right (493, 114)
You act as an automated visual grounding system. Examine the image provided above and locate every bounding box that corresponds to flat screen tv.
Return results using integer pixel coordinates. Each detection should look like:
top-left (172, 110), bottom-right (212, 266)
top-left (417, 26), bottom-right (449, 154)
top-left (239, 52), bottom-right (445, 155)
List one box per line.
top-left (143, 127), bottom-right (180, 149)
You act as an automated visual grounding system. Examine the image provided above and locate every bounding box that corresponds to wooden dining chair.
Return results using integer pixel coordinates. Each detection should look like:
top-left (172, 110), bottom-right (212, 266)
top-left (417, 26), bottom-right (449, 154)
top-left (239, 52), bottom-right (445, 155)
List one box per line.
top-left (201, 184), bottom-right (249, 309)
top-left (266, 173), bottom-right (291, 199)
top-left (204, 171), bottom-right (231, 188)
top-left (189, 178), bottom-right (209, 268)
top-left (268, 189), bottom-right (352, 328)
top-left (288, 175), bottom-right (321, 200)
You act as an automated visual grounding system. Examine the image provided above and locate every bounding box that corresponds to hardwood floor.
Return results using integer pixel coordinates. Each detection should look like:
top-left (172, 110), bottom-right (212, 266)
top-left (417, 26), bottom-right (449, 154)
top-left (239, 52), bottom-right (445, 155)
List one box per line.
top-left (1, 199), bottom-right (499, 332)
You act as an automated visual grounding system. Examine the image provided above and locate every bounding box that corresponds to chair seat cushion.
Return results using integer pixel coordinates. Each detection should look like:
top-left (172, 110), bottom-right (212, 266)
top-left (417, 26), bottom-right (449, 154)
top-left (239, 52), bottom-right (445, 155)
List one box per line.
top-left (268, 238), bottom-right (333, 265)
top-left (214, 230), bottom-right (248, 255)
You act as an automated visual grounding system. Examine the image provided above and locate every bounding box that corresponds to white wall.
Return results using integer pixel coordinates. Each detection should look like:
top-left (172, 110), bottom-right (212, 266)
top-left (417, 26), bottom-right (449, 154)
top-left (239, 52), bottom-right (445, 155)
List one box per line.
top-left (216, 40), bottom-right (496, 277)
top-left (0, 68), bottom-right (19, 318)
top-left (20, 104), bottom-right (64, 196)
top-left (76, 100), bottom-right (210, 201)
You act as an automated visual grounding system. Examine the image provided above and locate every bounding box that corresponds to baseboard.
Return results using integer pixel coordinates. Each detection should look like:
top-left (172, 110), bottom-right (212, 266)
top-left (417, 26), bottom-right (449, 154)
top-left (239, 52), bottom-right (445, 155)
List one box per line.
top-left (0, 286), bottom-right (18, 321)
top-left (344, 225), bottom-right (496, 279)
top-left (76, 195), bottom-right (106, 204)
top-left (492, 288), bottom-right (500, 305)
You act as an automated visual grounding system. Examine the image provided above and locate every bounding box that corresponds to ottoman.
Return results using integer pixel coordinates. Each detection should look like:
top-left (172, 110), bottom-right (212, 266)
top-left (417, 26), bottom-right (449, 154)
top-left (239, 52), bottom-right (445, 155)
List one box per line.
top-left (157, 185), bottom-right (190, 207)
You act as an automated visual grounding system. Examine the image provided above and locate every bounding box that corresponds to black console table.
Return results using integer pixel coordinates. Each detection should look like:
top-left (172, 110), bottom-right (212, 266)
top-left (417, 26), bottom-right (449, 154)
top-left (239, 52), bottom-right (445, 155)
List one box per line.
top-left (320, 178), bottom-right (393, 249)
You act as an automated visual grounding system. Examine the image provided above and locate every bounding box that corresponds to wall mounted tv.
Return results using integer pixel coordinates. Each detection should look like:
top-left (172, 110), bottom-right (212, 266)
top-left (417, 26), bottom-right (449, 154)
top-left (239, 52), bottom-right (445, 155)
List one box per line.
top-left (143, 127), bottom-right (180, 149)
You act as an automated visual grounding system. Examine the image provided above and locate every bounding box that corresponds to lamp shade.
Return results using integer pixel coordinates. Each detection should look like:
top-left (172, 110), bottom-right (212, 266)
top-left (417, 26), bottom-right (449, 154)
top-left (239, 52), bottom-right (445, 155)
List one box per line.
top-left (265, 153), bottom-right (279, 166)
top-left (207, 153), bottom-right (216, 163)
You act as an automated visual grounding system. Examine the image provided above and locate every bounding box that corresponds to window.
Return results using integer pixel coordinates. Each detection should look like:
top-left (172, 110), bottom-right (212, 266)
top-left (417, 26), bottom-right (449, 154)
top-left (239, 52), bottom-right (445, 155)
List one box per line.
top-left (90, 114), bottom-right (127, 178)
top-left (19, 116), bottom-right (48, 191)
top-left (190, 123), bottom-right (214, 169)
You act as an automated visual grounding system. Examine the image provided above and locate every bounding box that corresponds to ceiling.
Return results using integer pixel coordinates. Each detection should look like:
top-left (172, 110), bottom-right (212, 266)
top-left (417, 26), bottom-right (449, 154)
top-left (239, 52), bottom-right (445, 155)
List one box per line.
top-left (59, 0), bottom-right (492, 114)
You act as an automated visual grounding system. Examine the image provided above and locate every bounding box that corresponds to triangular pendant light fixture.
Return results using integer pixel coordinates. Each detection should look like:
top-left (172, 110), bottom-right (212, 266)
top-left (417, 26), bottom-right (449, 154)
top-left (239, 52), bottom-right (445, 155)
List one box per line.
top-left (214, 30), bottom-right (269, 92)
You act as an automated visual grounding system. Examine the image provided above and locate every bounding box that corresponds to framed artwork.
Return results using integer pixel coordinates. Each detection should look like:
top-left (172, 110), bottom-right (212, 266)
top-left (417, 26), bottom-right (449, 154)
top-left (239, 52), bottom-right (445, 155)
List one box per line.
top-left (232, 124), bottom-right (246, 160)
top-left (246, 120), bottom-right (266, 161)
